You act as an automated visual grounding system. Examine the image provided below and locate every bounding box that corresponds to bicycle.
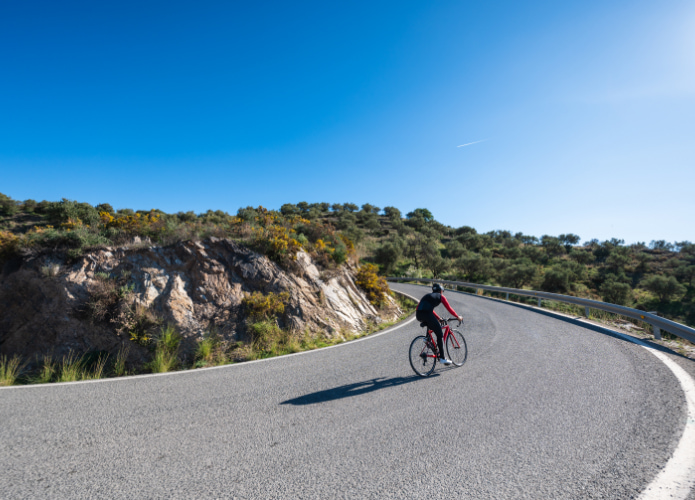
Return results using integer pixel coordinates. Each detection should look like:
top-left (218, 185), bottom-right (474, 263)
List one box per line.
top-left (409, 318), bottom-right (468, 377)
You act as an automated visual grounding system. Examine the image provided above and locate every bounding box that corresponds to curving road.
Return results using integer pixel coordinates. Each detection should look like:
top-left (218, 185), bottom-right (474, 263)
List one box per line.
top-left (1, 283), bottom-right (694, 499)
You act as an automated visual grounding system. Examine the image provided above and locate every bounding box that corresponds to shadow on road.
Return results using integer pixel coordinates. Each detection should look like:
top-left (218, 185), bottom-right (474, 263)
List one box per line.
top-left (280, 375), bottom-right (434, 406)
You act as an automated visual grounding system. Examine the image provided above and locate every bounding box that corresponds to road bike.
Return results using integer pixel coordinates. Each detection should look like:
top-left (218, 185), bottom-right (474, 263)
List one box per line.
top-left (409, 318), bottom-right (468, 377)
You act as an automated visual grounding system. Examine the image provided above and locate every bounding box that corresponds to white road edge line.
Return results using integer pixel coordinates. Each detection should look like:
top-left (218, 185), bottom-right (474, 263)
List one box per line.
top-left (629, 335), bottom-right (695, 500)
top-left (398, 283), bottom-right (695, 499)
top-left (0, 293), bottom-right (420, 391)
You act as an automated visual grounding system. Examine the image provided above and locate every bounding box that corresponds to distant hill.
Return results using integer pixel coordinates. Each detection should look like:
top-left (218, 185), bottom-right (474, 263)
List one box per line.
top-left (1, 194), bottom-right (693, 328)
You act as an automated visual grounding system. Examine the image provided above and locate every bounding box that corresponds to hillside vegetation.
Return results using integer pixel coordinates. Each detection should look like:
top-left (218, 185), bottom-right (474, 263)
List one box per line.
top-left (1, 194), bottom-right (693, 328)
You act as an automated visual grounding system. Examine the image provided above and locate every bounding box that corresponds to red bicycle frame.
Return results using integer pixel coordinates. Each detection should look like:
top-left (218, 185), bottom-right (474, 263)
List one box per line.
top-left (423, 319), bottom-right (462, 358)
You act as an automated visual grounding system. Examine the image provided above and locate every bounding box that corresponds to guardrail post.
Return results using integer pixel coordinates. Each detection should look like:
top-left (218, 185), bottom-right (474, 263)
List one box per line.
top-left (506, 292), bottom-right (509, 300)
top-left (653, 326), bottom-right (662, 340)
top-left (537, 297), bottom-right (541, 307)
top-left (585, 307), bottom-right (589, 318)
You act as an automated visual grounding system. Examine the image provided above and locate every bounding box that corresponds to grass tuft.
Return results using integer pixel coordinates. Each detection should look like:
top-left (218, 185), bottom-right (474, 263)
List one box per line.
top-left (113, 344), bottom-right (130, 377)
top-left (36, 355), bottom-right (57, 384)
top-left (148, 325), bottom-right (181, 373)
top-left (58, 352), bottom-right (85, 382)
top-left (0, 355), bottom-right (22, 386)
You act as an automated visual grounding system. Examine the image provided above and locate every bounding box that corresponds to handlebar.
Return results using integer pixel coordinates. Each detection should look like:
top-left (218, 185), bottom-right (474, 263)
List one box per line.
top-left (441, 317), bottom-right (462, 327)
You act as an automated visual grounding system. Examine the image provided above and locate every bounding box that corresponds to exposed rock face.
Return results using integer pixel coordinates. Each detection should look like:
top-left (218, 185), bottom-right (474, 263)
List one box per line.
top-left (0, 238), bottom-right (399, 362)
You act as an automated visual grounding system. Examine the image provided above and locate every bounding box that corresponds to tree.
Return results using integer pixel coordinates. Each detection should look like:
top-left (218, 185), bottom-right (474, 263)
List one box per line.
top-left (650, 240), bottom-right (674, 252)
top-left (444, 240), bottom-right (465, 260)
top-left (675, 265), bottom-right (695, 288)
top-left (605, 247), bottom-right (632, 272)
top-left (0, 193), bottom-right (19, 216)
top-left (361, 203), bottom-right (380, 214)
top-left (360, 212), bottom-right (381, 231)
top-left (296, 201), bottom-right (310, 214)
top-left (425, 253), bottom-right (449, 279)
top-left (514, 233), bottom-right (538, 245)
top-left (330, 203), bottom-right (344, 213)
top-left (95, 203), bottom-right (115, 214)
top-left (569, 248), bottom-right (594, 265)
top-left (406, 208), bottom-right (433, 222)
top-left (22, 199), bottom-right (38, 213)
top-left (499, 260), bottom-right (537, 288)
top-left (676, 241), bottom-right (695, 257)
top-left (374, 239), bottom-right (404, 274)
top-left (456, 226), bottom-right (477, 236)
top-left (405, 212), bottom-right (427, 231)
top-left (522, 245), bottom-right (546, 265)
top-left (336, 211), bottom-right (357, 230)
top-left (383, 206), bottom-right (401, 220)
top-left (455, 252), bottom-right (494, 283)
top-left (541, 235), bottom-right (565, 258)
top-left (593, 239), bottom-right (624, 263)
top-left (280, 203), bottom-right (299, 216)
top-left (558, 233), bottom-right (580, 253)
top-left (178, 210), bottom-right (198, 222)
top-left (405, 234), bottom-right (438, 271)
top-left (640, 275), bottom-right (686, 302)
top-left (343, 203), bottom-right (358, 213)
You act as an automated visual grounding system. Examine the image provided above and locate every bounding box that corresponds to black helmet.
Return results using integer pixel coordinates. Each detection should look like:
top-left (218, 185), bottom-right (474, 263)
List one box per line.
top-left (432, 283), bottom-right (443, 293)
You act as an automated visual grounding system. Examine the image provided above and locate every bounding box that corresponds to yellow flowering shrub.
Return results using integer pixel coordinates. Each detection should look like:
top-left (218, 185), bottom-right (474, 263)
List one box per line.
top-left (355, 263), bottom-right (389, 307)
top-left (0, 231), bottom-right (23, 260)
top-left (60, 218), bottom-right (83, 230)
top-left (100, 211), bottom-right (161, 233)
top-left (242, 291), bottom-right (291, 321)
top-left (339, 234), bottom-right (355, 252)
top-left (252, 224), bottom-right (303, 263)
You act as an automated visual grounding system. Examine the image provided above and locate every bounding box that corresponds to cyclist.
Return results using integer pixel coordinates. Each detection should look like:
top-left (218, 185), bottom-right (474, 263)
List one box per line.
top-left (415, 283), bottom-right (463, 365)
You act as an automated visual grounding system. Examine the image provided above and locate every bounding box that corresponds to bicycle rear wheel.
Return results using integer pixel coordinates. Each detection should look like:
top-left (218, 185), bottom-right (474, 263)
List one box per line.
top-left (409, 335), bottom-right (437, 377)
top-left (446, 330), bottom-right (468, 367)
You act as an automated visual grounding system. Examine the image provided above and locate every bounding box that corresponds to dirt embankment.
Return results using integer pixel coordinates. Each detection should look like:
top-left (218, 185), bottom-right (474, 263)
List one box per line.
top-left (0, 238), bottom-right (400, 365)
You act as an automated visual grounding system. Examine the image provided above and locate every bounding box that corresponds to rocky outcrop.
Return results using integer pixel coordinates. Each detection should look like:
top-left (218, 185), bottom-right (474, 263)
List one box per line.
top-left (0, 238), bottom-right (400, 363)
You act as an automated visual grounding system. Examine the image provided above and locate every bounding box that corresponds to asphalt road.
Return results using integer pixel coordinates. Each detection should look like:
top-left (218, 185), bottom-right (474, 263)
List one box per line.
top-left (1, 282), bottom-right (693, 499)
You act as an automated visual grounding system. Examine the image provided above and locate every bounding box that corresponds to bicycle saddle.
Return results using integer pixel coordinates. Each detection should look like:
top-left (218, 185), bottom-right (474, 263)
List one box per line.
top-left (419, 322), bottom-right (427, 327)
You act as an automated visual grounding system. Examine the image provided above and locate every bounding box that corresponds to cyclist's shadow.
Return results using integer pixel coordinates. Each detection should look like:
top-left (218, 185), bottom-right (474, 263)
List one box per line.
top-left (280, 375), bottom-right (436, 406)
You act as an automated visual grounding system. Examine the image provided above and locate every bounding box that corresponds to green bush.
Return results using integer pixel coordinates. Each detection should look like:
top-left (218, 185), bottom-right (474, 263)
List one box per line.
top-left (46, 198), bottom-right (101, 227)
top-left (640, 275), bottom-right (686, 302)
top-left (0, 193), bottom-right (19, 216)
top-left (332, 243), bottom-right (348, 265)
top-left (246, 319), bottom-right (300, 357)
top-left (600, 279), bottom-right (632, 305)
top-left (541, 266), bottom-right (570, 293)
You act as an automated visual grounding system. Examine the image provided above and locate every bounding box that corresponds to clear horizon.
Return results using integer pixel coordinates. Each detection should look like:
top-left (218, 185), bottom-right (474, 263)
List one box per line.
top-left (1, 0), bottom-right (693, 245)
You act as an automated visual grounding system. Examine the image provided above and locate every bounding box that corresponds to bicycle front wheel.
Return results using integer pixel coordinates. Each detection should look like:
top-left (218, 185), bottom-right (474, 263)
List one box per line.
top-left (446, 330), bottom-right (468, 367)
top-left (409, 335), bottom-right (437, 377)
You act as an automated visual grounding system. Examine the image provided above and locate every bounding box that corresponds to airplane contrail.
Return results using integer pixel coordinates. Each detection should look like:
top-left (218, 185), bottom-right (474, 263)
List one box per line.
top-left (457, 139), bottom-right (488, 147)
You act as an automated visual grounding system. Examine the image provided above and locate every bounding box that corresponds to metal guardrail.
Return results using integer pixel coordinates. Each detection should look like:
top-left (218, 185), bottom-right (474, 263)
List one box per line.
top-left (387, 277), bottom-right (695, 344)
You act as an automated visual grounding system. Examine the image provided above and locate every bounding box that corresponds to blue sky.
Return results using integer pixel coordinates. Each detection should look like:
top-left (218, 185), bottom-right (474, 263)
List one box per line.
top-left (1, 0), bottom-right (693, 244)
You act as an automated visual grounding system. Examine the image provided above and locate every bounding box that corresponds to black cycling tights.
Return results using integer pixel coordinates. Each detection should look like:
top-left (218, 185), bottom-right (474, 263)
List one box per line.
top-left (416, 310), bottom-right (445, 359)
